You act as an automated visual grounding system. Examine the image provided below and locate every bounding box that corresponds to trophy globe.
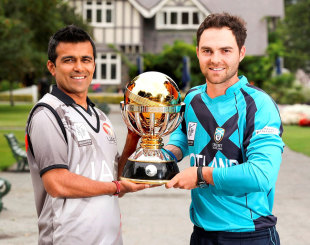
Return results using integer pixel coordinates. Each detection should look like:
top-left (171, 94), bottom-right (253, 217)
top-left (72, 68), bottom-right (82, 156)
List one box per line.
top-left (120, 71), bottom-right (185, 184)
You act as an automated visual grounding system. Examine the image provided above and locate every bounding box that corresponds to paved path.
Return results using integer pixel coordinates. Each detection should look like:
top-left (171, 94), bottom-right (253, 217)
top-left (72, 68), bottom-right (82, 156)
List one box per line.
top-left (0, 106), bottom-right (310, 244)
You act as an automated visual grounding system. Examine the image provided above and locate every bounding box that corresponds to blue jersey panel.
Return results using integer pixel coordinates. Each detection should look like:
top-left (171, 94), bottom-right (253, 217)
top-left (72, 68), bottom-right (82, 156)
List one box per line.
top-left (168, 76), bottom-right (284, 232)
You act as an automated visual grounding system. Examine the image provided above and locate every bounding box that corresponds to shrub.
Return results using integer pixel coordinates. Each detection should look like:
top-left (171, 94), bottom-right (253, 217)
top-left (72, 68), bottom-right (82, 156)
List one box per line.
top-left (262, 73), bottom-right (306, 104)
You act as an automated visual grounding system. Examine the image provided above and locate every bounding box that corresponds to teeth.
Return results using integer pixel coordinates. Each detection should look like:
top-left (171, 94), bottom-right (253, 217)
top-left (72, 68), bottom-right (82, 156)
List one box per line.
top-left (211, 68), bottom-right (224, 71)
top-left (72, 76), bottom-right (85, 79)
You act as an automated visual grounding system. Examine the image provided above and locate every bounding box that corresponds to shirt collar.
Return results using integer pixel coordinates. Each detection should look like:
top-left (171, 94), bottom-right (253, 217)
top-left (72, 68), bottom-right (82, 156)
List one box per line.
top-left (50, 85), bottom-right (95, 107)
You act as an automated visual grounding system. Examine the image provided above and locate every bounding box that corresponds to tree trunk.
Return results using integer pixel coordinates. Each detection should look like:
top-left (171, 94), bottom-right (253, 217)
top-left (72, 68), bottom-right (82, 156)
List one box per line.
top-left (9, 81), bottom-right (14, 106)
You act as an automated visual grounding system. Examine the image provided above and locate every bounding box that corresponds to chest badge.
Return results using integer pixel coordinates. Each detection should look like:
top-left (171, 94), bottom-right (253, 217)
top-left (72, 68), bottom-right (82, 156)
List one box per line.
top-left (102, 123), bottom-right (116, 144)
top-left (214, 127), bottom-right (225, 143)
top-left (74, 122), bottom-right (92, 147)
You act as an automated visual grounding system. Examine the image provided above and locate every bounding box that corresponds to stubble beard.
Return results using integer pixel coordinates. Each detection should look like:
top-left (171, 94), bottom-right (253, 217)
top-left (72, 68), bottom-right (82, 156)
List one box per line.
top-left (203, 65), bottom-right (239, 85)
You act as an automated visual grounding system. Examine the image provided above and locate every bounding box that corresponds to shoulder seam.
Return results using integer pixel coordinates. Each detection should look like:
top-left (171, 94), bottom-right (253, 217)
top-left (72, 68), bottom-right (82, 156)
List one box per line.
top-left (26, 103), bottom-right (68, 157)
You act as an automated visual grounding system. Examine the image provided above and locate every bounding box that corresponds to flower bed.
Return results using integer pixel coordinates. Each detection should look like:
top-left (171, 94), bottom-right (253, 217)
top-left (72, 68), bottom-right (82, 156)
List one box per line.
top-left (280, 104), bottom-right (310, 126)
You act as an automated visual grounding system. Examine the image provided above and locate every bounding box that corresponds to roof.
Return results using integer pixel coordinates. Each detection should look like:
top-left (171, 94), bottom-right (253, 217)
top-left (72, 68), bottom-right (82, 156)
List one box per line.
top-left (129, 0), bottom-right (284, 18)
top-left (127, 0), bottom-right (169, 18)
top-left (129, 0), bottom-right (284, 55)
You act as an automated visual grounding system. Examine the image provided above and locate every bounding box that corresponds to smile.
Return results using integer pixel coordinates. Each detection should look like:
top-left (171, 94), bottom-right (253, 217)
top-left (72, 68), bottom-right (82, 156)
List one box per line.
top-left (210, 68), bottom-right (225, 71)
top-left (71, 76), bottom-right (86, 79)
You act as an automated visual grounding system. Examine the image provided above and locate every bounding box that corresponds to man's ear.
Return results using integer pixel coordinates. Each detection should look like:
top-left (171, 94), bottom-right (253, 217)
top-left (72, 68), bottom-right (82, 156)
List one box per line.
top-left (239, 46), bottom-right (246, 62)
top-left (47, 60), bottom-right (56, 76)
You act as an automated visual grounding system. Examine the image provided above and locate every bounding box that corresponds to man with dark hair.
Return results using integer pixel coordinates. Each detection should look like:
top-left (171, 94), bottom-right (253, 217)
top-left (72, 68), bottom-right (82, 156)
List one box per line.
top-left (165, 13), bottom-right (284, 244)
top-left (26, 25), bottom-right (148, 245)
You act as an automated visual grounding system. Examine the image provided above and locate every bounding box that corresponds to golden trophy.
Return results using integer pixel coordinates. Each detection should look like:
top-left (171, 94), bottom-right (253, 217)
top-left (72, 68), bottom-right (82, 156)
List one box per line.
top-left (120, 71), bottom-right (185, 184)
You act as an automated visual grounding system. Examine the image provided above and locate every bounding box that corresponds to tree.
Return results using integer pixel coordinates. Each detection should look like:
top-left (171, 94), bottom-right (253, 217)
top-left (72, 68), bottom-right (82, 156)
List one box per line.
top-left (141, 40), bottom-right (204, 89)
top-left (280, 0), bottom-right (310, 72)
top-left (0, 0), bottom-right (91, 105)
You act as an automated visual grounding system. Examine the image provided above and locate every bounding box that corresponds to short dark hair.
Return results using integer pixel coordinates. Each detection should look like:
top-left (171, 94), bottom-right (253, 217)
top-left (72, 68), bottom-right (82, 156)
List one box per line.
top-left (48, 25), bottom-right (96, 64)
top-left (196, 13), bottom-right (247, 50)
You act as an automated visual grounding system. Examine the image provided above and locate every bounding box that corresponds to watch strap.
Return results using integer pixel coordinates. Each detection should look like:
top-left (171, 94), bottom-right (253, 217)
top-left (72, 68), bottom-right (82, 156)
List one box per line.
top-left (197, 166), bottom-right (208, 188)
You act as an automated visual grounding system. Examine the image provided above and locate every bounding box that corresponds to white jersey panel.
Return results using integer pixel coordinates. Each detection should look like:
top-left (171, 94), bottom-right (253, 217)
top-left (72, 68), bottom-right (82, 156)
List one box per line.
top-left (27, 92), bottom-right (122, 245)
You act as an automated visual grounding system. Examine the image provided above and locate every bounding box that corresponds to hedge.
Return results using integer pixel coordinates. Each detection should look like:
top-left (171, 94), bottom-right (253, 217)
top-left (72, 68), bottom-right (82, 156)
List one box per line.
top-left (0, 94), bottom-right (33, 102)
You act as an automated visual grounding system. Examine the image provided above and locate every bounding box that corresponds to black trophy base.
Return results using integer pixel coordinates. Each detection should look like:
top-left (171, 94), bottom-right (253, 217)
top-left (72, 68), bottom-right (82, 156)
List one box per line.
top-left (120, 160), bottom-right (179, 185)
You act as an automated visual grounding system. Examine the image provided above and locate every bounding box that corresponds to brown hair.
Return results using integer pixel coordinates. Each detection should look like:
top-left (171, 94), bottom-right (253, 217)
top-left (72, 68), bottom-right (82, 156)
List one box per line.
top-left (196, 13), bottom-right (247, 50)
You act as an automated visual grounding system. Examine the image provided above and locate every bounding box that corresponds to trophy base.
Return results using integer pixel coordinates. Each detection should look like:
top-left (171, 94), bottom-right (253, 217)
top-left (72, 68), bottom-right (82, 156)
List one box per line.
top-left (120, 177), bottom-right (170, 185)
top-left (121, 148), bottom-right (179, 185)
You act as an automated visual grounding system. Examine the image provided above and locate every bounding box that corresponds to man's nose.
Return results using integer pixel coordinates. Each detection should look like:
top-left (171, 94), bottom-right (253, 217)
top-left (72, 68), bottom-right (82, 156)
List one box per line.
top-left (73, 60), bottom-right (83, 72)
top-left (210, 52), bottom-right (221, 64)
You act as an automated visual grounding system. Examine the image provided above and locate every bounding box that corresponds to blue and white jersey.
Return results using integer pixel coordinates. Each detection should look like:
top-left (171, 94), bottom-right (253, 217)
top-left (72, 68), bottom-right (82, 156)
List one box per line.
top-left (168, 76), bottom-right (284, 232)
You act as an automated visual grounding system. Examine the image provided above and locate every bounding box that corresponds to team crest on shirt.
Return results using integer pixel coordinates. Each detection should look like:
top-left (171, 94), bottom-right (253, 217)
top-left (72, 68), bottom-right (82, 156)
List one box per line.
top-left (214, 127), bottom-right (225, 143)
top-left (102, 123), bottom-right (116, 144)
top-left (187, 122), bottom-right (197, 146)
top-left (74, 122), bottom-right (92, 147)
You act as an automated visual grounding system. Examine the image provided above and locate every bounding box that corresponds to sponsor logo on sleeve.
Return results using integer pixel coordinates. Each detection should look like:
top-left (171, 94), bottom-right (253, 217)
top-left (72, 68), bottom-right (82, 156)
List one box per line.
top-left (187, 122), bottom-right (197, 146)
top-left (256, 126), bottom-right (279, 135)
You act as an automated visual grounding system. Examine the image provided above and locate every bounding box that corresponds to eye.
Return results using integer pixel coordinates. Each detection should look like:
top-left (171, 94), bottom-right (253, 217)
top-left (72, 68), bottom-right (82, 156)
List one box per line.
top-left (63, 58), bottom-right (74, 63)
top-left (202, 49), bottom-right (212, 54)
top-left (82, 58), bottom-right (93, 63)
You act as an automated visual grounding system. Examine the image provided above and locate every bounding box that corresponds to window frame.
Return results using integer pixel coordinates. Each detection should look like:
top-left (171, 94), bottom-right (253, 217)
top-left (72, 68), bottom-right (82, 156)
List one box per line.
top-left (83, 0), bottom-right (114, 27)
top-left (156, 6), bottom-right (204, 30)
top-left (92, 53), bottom-right (121, 85)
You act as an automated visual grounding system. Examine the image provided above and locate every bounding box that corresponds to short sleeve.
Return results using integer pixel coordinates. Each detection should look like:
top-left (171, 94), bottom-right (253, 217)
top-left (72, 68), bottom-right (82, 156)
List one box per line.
top-left (28, 107), bottom-right (68, 175)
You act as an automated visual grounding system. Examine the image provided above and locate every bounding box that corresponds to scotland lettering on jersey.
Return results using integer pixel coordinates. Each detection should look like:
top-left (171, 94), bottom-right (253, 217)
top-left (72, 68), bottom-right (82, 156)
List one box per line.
top-left (74, 122), bottom-right (92, 147)
top-left (190, 153), bottom-right (239, 168)
top-left (187, 122), bottom-right (197, 146)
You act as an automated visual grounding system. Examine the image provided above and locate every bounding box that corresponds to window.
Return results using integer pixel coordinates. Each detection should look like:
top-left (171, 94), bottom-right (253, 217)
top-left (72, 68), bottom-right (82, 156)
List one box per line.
top-left (193, 12), bottom-right (199, 25)
top-left (171, 12), bottom-right (177, 24)
top-left (101, 64), bottom-right (106, 79)
top-left (156, 7), bottom-right (204, 29)
top-left (97, 9), bottom-right (102, 22)
top-left (119, 45), bottom-right (142, 55)
top-left (106, 9), bottom-right (112, 23)
top-left (111, 64), bottom-right (116, 79)
top-left (93, 53), bottom-right (121, 84)
top-left (182, 12), bottom-right (189, 24)
top-left (84, 0), bottom-right (114, 27)
top-left (87, 10), bottom-right (92, 22)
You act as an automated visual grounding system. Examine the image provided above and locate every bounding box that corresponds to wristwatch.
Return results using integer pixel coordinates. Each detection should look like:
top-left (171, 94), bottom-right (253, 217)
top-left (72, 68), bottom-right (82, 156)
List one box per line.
top-left (197, 166), bottom-right (208, 188)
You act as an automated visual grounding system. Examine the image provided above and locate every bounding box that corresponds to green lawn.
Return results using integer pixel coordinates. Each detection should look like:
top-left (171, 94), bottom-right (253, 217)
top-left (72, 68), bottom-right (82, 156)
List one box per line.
top-left (0, 104), bottom-right (32, 128)
top-left (0, 104), bottom-right (32, 170)
top-left (0, 129), bottom-right (27, 170)
top-left (0, 104), bottom-right (309, 170)
top-left (282, 125), bottom-right (310, 156)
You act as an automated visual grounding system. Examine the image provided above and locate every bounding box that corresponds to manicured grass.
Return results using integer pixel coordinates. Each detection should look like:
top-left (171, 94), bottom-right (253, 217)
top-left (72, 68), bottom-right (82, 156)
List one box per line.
top-left (0, 104), bottom-right (32, 128)
top-left (0, 104), bottom-right (32, 170)
top-left (0, 104), bottom-right (309, 170)
top-left (0, 129), bottom-right (27, 170)
top-left (282, 125), bottom-right (310, 157)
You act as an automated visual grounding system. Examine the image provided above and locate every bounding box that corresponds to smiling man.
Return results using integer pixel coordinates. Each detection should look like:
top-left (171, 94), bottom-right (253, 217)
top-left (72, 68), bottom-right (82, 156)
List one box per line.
top-left (165, 13), bottom-right (284, 245)
top-left (25, 25), bottom-right (148, 245)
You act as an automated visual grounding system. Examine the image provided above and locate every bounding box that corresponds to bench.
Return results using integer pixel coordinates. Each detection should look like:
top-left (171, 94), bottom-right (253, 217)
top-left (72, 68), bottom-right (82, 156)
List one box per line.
top-left (0, 178), bottom-right (11, 212)
top-left (4, 133), bottom-right (28, 171)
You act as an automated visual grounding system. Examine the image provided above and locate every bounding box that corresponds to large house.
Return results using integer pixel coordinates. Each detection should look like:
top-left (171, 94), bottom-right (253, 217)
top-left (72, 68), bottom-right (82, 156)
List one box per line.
top-left (68, 0), bottom-right (284, 86)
